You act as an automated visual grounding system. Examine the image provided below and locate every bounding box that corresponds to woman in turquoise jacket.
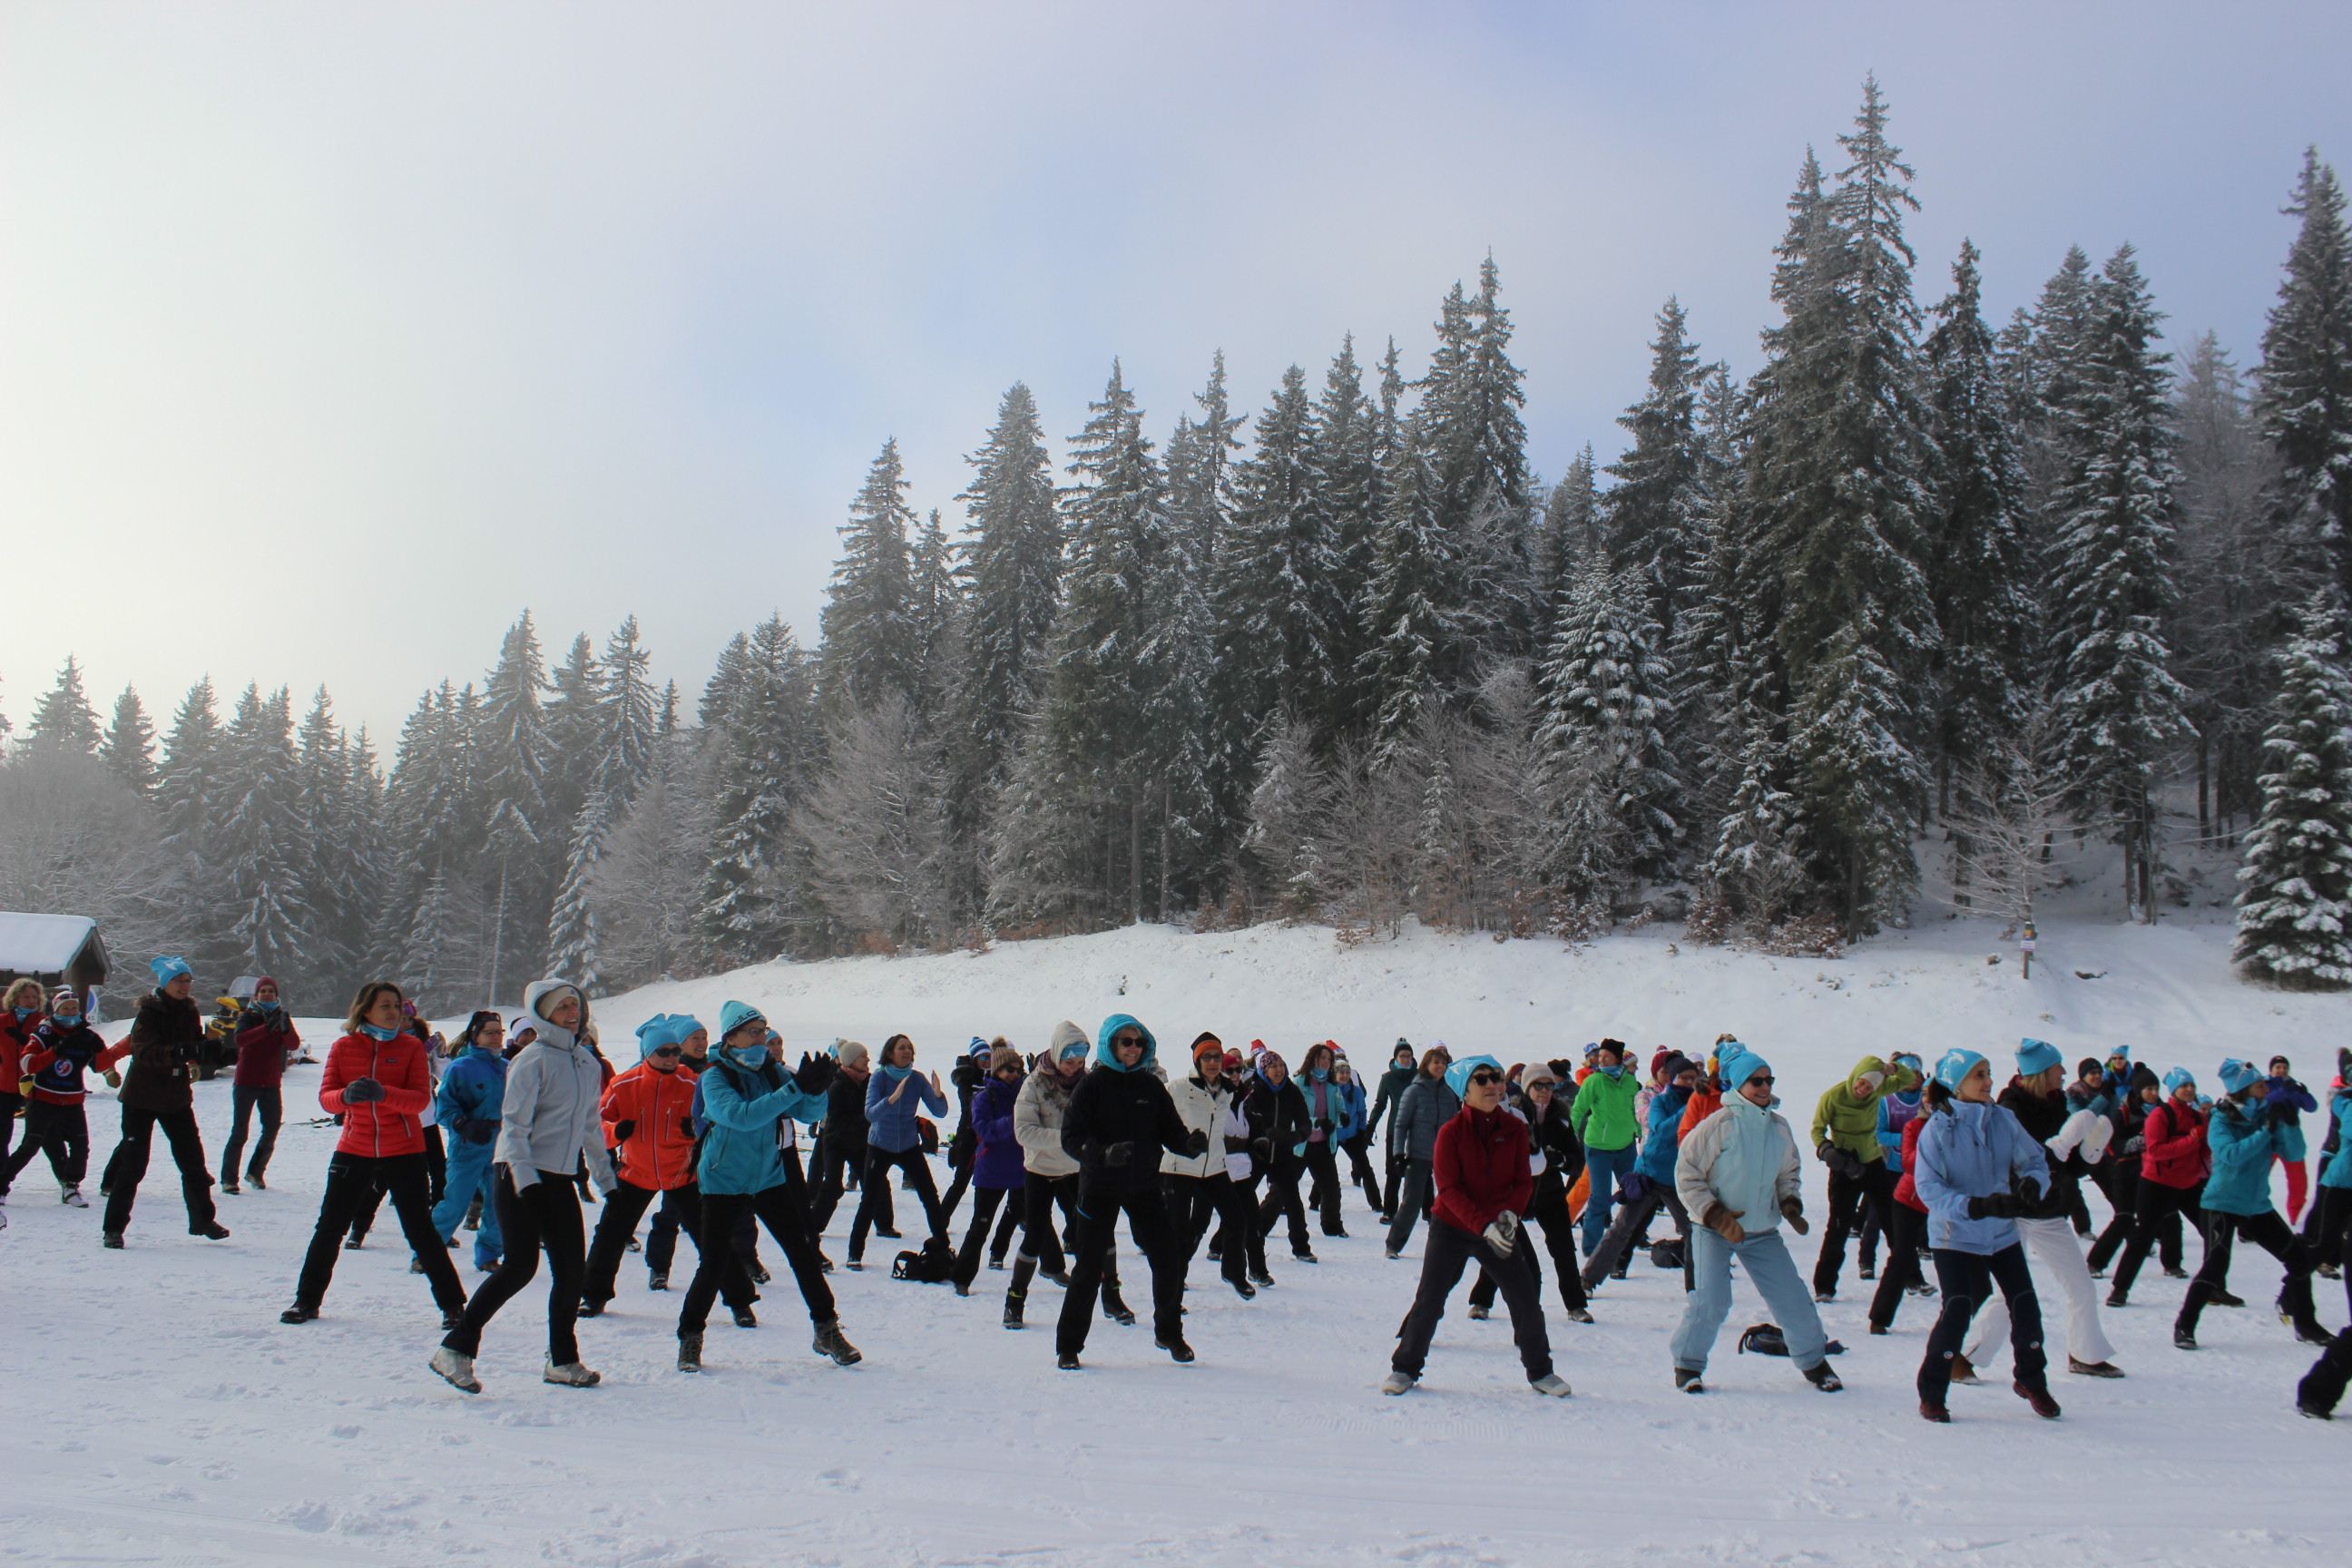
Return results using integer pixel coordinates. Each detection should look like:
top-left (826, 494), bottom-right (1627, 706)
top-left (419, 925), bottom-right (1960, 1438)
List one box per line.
top-left (850, 1034), bottom-right (950, 1267)
top-left (1911, 1048), bottom-right (2059, 1423)
top-left (2176, 1057), bottom-right (2330, 1351)
top-left (674, 1001), bottom-right (859, 1375)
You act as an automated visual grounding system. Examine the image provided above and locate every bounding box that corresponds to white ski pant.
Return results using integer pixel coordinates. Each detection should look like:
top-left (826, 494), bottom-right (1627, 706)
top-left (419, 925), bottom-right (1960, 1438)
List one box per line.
top-left (1965, 1214), bottom-right (2114, 1367)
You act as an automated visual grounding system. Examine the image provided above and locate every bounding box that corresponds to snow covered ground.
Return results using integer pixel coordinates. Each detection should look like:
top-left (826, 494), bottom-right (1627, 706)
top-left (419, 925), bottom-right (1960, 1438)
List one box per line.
top-left (5, 904), bottom-right (2348, 1567)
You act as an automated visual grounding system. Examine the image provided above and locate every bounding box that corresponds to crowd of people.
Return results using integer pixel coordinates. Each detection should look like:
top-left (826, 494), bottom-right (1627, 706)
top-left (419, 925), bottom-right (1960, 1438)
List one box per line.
top-left (3, 956), bottom-right (2347, 1422)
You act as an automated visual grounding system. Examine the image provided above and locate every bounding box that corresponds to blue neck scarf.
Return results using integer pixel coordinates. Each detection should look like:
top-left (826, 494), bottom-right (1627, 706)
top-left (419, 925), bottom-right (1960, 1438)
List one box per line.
top-left (358, 1023), bottom-right (399, 1042)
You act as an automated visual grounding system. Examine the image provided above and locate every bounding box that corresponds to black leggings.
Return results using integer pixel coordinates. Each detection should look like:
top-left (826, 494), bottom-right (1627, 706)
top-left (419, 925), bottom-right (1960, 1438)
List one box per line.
top-left (1471, 1191), bottom-right (1590, 1312)
top-left (2087, 1163), bottom-right (2184, 1273)
top-left (1256, 1161), bottom-right (1312, 1254)
top-left (220, 1086), bottom-right (282, 1181)
top-left (1168, 1171), bottom-right (1251, 1288)
top-left (101, 1106), bottom-right (217, 1236)
top-left (849, 1145), bottom-right (943, 1260)
top-left (1814, 1161), bottom-right (1895, 1296)
top-left (1020, 1171), bottom-right (1084, 1276)
top-left (443, 1168), bottom-right (586, 1362)
top-left (2182, 1207), bottom-right (2319, 1334)
top-left (681, 1182), bottom-right (838, 1332)
top-left (583, 1179), bottom-right (753, 1308)
top-left (1340, 1132), bottom-right (1383, 1211)
top-left (2111, 1179), bottom-right (2205, 1295)
top-left (1867, 1200), bottom-right (1932, 1329)
top-left (1396, 1217), bottom-right (1553, 1381)
top-left (1921, 1243), bottom-right (2045, 1403)
top-left (951, 1185), bottom-right (1024, 1289)
top-left (4, 1100), bottom-right (89, 1187)
top-left (295, 1151), bottom-right (466, 1313)
top-left (1299, 1140), bottom-right (1345, 1233)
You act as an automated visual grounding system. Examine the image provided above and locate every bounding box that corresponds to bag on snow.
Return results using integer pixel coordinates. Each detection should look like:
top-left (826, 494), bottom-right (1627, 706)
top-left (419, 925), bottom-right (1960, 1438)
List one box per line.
top-left (1737, 1323), bottom-right (1846, 1357)
top-left (1648, 1235), bottom-right (1685, 1270)
top-left (891, 1237), bottom-right (956, 1283)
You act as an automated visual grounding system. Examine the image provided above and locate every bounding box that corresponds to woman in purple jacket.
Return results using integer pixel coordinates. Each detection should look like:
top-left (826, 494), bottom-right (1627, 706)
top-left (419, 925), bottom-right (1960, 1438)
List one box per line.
top-left (952, 1045), bottom-right (1030, 1294)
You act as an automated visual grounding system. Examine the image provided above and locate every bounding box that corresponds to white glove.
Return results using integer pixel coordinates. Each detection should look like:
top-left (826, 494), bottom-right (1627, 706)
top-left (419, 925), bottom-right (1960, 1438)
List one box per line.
top-left (1224, 1152), bottom-right (1252, 1181)
top-left (1483, 1210), bottom-right (1521, 1256)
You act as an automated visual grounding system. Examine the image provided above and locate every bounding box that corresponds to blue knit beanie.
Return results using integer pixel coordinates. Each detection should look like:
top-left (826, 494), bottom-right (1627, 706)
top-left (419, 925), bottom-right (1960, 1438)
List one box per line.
top-left (2016, 1038), bottom-right (2063, 1078)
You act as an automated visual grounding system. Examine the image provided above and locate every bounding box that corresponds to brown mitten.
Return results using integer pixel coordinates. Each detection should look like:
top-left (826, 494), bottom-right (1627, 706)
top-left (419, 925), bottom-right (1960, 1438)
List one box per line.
top-left (1780, 1197), bottom-right (1809, 1235)
top-left (1700, 1203), bottom-right (1746, 1243)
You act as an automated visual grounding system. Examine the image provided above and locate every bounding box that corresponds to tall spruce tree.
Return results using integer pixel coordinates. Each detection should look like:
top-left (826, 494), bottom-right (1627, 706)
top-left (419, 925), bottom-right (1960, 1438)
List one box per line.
top-left (594, 615), bottom-right (658, 803)
top-left (25, 658), bottom-right (103, 753)
top-left (216, 685), bottom-right (309, 978)
top-left (1604, 299), bottom-right (1708, 647)
top-left (1537, 556), bottom-right (1683, 890)
top-left (1357, 414), bottom-right (1457, 759)
top-left (2259, 150), bottom-right (2352, 600)
top-left (2232, 591), bottom-right (2352, 985)
top-left (2047, 246), bottom-right (2190, 922)
top-left (100, 684), bottom-right (159, 799)
top-left (546, 788), bottom-right (612, 993)
top-left (699, 614), bottom-right (818, 963)
top-left (819, 438), bottom-right (918, 713)
top-left (953, 383), bottom-right (1063, 824)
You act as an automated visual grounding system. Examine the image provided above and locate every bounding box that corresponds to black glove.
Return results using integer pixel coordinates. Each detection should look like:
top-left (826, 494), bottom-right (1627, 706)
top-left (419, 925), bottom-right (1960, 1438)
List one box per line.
top-left (793, 1052), bottom-right (838, 1094)
top-left (340, 1076), bottom-right (385, 1105)
top-left (2267, 1099), bottom-right (2295, 1128)
top-left (680, 1116), bottom-right (696, 1141)
top-left (1312, 1117), bottom-right (1333, 1133)
top-left (1103, 1140), bottom-right (1136, 1169)
top-left (1966, 1192), bottom-right (2022, 1220)
top-left (612, 1119), bottom-right (637, 1142)
top-left (1250, 1137), bottom-right (1273, 1161)
top-left (1184, 1129), bottom-right (1210, 1158)
top-left (456, 1116), bottom-right (497, 1147)
top-left (2013, 1175), bottom-right (2044, 1208)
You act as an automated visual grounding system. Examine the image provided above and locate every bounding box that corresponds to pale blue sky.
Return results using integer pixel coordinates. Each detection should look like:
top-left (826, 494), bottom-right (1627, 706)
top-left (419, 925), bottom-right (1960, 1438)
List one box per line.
top-left (4, 2), bottom-right (2347, 739)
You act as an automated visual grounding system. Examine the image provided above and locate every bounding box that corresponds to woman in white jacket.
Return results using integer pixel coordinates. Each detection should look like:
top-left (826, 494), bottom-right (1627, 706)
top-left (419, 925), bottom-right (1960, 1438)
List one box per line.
top-left (1161, 1034), bottom-right (1255, 1299)
top-left (430, 980), bottom-right (616, 1395)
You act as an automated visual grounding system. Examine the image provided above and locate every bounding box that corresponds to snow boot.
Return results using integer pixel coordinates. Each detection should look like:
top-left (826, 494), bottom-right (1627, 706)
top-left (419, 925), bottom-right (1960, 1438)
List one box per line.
top-left (1564, 1307), bottom-right (1594, 1325)
top-left (1919, 1398), bottom-right (1951, 1423)
top-left (544, 1360), bottom-right (601, 1387)
top-left (464, 1194), bottom-right (481, 1230)
top-left (102, 1230), bottom-right (123, 1249)
top-left (1101, 1286), bottom-right (1136, 1326)
top-left (2105, 1287), bottom-right (2129, 1308)
top-left (575, 1298), bottom-right (606, 1318)
top-left (410, 1257), bottom-right (426, 1274)
top-left (220, 1178), bottom-right (240, 1196)
top-left (342, 1231), bottom-right (365, 1250)
top-left (647, 1271), bottom-right (668, 1291)
top-left (2161, 1263), bottom-right (2189, 1279)
top-left (1673, 1367), bottom-right (1704, 1394)
top-left (246, 1170), bottom-right (268, 1191)
top-left (2174, 1325), bottom-right (2199, 1350)
top-left (440, 1309), bottom-right (465, 1333)
top-left (429, 1348), bottom-right (481, 1394)
top-left (1057, 1351), bottom-right (1083, 1370)
top-left (191, 1220), bottom-right (230, 1240)
top-left (1380, 1370), bottom-right (1417, 1396)
top-left (1947, 1354), bottom-right (1983, 1386)
top-left (1230, 1275), bottom-right (1257, 1300)
top-left (1802, 1362), bottom-right (1844, 1392)
top-left (280, 1303), bottom-right (318, 1324)
top-left (1528, 1373), bottom-right (1572, 1397)
top-left (677, 1332), bottom-right (702, 1373)
top-left (2014, 1379), bottom-right (2061, 1419)
top-left (1158, 1335), bottom-right (1196, 1364)
top-left (813, 1318), bottom-right (862, 1367)
top-left (2211, 1288), bottom-right (2245, 1308)
top-left (732, 1305), bottom-right (758, 1328)
top-left (61, 1184), bottom-right (86, 1208)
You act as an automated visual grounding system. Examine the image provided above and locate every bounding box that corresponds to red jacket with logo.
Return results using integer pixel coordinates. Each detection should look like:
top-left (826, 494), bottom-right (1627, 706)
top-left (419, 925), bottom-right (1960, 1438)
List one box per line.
top-left (319, 1030), bottom-right (436, 1158)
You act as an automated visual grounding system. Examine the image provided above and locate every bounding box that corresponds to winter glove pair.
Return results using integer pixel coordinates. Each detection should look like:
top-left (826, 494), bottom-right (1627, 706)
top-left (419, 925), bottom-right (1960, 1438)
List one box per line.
top-left (1482, 1210), bottom-right (1521, 1257)
top-left (1620, 1173), bottom-right (1646, 1201)
top-left (1312, 1117), bottom-right (1333, 1133)
top-left (1779, 1197), bottom-right (1809, 1235)
top-left (1816, 1141), bottom-right (1866, 1181)
top-left (1700, 1202), bottom-right (1746, 1244)
top-left (455, 1116), bottom-right (497, 1147)
top-left (793, 1052), bottom-right (838, 1094)
top-left (1966, 1191), bottom-right (2023, 1220)
top-left (1102, 1140), bottom-right (1137, 1168)
top-left (1250, 1137), bottom-right (1274, 1162)
top-left (340, 1076), bottom-right (386, 1105)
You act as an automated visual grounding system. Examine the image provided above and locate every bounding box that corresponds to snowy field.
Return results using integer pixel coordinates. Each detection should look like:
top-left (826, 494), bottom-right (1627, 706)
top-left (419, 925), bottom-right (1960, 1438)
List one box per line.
top-left (5, 907), bottom-right (2349, 1568)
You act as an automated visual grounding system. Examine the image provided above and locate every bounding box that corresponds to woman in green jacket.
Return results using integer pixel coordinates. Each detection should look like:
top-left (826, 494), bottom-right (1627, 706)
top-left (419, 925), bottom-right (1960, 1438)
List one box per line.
top-left (1808, 1053), bottom-right (1921, 1300)
top-left (1571, 1041), bottom-right (1642, 1254)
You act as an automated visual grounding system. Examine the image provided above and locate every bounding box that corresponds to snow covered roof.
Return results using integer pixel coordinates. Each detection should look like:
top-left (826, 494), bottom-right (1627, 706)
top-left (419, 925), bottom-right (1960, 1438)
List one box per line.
top-left (0, 912), bottom-right (108, 978)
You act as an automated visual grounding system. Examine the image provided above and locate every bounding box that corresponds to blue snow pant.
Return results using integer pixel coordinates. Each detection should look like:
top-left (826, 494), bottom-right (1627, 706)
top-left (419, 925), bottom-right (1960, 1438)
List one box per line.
top-left (433, 1132), bottom-right (504, 1270)
top-left (1671, 1226), bottom-right (1828, 1376)
top-left (1579, 1143), bottom-right (1638, 1253)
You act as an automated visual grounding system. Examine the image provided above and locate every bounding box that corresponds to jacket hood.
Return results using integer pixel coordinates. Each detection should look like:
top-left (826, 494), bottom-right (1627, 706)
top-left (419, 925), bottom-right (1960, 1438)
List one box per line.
top-left (1093, 1014), bottom-right (1157, 1072)
top-left (1050, 1020), bottom-right (1089, 1058)
top-left (1846, 1054), bottom-right (1890, 1088)
top-left (523, 979), bottom-right (586, 1050)
top-left (1443, 1054), bottom-right (1504, 1100)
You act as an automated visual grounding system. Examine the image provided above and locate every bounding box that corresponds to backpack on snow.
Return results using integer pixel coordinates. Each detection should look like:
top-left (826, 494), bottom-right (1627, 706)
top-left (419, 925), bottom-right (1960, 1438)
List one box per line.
top-left (891, 1236), bottom-right (956, 1283)
top-left (1737, 1323), bottom-right (1847, 1357)
top-left (1648, 1235), bottom-right (1685, 1270)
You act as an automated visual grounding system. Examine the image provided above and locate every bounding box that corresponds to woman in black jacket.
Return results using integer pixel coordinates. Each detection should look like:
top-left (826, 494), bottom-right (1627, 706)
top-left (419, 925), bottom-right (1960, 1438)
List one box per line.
top-left (1243, 1053), bottom-right (1317, 1270)
top-left (808, 1041), bottom-right (883, 1238)
top-left (1368, 1042), bottom-right (1417, 1218)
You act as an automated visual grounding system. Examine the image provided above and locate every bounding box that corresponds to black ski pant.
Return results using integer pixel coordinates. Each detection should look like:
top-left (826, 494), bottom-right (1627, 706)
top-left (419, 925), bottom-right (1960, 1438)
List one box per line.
top-left (2111, 1178), bottom-right (2206, 1295)
top-left (680, 1181), bottom-right (837, 1332)
top-left (849, 1144), bottom-right (942, 1261)
top-left (950, 1183), bottom-right (1024, 1290)
top-left (583, 1178), bottom-right (753, 1308)
top-left (1395, 1216), bottom-right (1553, 1382)
top-left (442, 1167), bottom-right (584, 1362)
top-left (1055, 1182), bottom-right (1181, 1355)
top-left (1020, 1171), bottom-right (1084, 1277)
top-left (4, 1099), bottom-right (89, 1188)
top-left (1166, 1171), bottom-right (1250, 1289)
top-left (2087, 1162), bottom-right (2184, 1274)
top-left (1867, 1200), bottom-right (1933, 1330)
top-left (220, 1086), bottom-right (282, 1182)
top-left (1813, 1161), bottom-right (1895, 1297)
top-left (1299, 1139), bottom-right (1347, 1233)
top-left (1581, 1181), bottom-right (1692, 1293)
top-left (808, 1135), bottom-right (874, 1236)
top-left (2180, 1207), bottom-right (2321, 1336)
top-left (1921, 1243), bottom-right (2046, 1405)
top-left (101, 1106), bottom-right (217, 1236)
top-left (294, 1150), bottom-right (466, 1313)
top-left (2300, 1182), bottom-right (2349, 1273)
top-left (1340, 1131), bottom-right (1383, 1211)
top-left (2298, 1321), bottom-right (2352, 1416)
top-left (1256, 1159), bottom-right (1314, 1256)
top-left (1385, 1157), bottom-right (1436, 1252)
top-left (1470, 1191), bottom-right (1589, 1313)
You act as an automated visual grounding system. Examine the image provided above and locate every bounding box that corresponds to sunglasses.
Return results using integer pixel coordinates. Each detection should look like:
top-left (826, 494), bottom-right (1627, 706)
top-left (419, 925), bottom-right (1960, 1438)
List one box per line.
top-left (1112, 1034), bottom-right (1144, 1047)
top-left (652, 1046), bottom-right (684, 1059)
top-left (1466, 1069), bottom-right (1504, 1086)
top-left (1747, 1074), bottom-right (1775, 1087)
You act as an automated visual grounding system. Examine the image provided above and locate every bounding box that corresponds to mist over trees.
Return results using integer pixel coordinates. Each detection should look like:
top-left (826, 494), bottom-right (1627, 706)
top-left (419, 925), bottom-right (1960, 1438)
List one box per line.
top-left (8, 81), bottom-right (2352, 1001)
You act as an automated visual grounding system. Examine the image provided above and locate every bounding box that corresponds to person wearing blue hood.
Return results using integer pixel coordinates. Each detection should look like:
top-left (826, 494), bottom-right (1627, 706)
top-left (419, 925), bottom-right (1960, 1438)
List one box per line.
top-left (671, 1001), bottom-right (859, 1375)
top-left (2175, 1057), bottom-right (2330, 1352)
top-left (430, 1010), bottom-right (510, 1273)
top-left (1911, 1048), bottom-right (2061, 1423)
top-left (1053, 1014), bottom-right (1210, 1369)
top-left (1667, 1044), bottom-right (1837, 1396)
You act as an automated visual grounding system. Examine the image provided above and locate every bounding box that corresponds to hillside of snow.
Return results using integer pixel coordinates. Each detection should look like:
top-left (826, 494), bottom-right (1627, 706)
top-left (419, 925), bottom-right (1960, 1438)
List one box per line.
top-left (5, 904), bottom-right (2348, 1568)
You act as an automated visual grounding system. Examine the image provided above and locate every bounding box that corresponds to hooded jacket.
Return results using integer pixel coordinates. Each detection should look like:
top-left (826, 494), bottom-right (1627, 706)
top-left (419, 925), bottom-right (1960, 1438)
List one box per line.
top-left (433, 1043), bottom-right (507, 1143)
top-left (1570, 1063), bottom-right (1642, 1152)
top-left (2202, 1095), bottom-right (2291, 1215)
top-left (1368, 1057), bottom-right (1417, 1140)
top-left (1239, 1070), bottom-right (1312, 1173)
top-left (321, 1026), bottom-right (436, 1157)
top-left (865, 1059), bottom-right (948, 1153)
top-left (1515, 1088), bottom-right (1585, 1200)
top-left (1059, 1013), bottom-right (1197, 1191)
top-left (1913, 1099), bottom-right (2051, 1255)
top-left (1161, 1067), bottom-right (1237, 1180)
top-left (695, 1048), bottom-right (829, 1196)
top-left (1675, 1088), bottom-right (1803, 1235)
top-left (1431, 1104), bottom-right (1534, 1235)
top-left (1333, 1073), bottom-right (1367, 1142)
top-left (1014, 1022), bottom-right (1091, 1178)
top-left (119, 989), bottom-right (205, 1113)
top-left (495, 980), bottom-right (618, 1192)
top-left (1635, 1082), bottom-right (1694, 1183)
top-left (968, 1073), bottom-right (1026, 1191)
top-left (1809, 1054), bottom-right (1921, 1166)
top-left (1391, 1071), bottom-right (1460, 1161)
top-left (603, 1059), bottom-right (703, 1191)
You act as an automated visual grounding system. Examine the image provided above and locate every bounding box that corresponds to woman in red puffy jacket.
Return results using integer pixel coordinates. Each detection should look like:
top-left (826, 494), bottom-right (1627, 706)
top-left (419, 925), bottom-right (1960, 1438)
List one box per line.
top-left (2106, 1069), bottom-right (2211, 1307)
top-left (1384, 1055), bottom-right (1570, 1398)
top-left (279, 982), bottom-right (469, 1327)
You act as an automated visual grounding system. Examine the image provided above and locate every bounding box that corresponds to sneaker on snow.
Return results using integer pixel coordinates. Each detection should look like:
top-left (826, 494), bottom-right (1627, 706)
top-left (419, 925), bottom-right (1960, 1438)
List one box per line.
top-left (1948, 1354), bottom-right (1983, 1386)
top-left (2173, 1327), bottom-right (2198, 1350)
top-left (1919, 1399), bottom-right (1951, 1423)
top-left (2287, 1309), bottom-right (2333, 1346)
top-left (1157, 1336), bottom-right (1196, 1364)
top-left (1527, 1373), bottom-right (1572, 1397)
top-left (1383, 1247), bottom-right (1401, 1260)
top-left (1907, 1282), bottom-right (1936, 1298)
top-left (1324, 1228), bottom-right (1350, 1240)
top-left (748, 1260), bottom-right (772, 1283)
top-left (1858, 1263), bottom-right (1876, 1279)
top-left (576, 1299), bottom-right (605, 1318)
top-left (1803, 1362), bottom-right (1844, 1392)
top-left (191, 1221), bottom-right (230, 1240)
top-left (875, 1226), bottom-right (902, 1240)
top-left (1379, 1370), bottom-right (1417, 1396)
top-left (1250, 1268), bottom-right (1276, 1289)
top-left (678, 1333), bottom-right (702, 1373)
top-left (1466, 1303), bottom-right (1490, 1320)
top-left (61, 1185), bottom-right (87, 1208)
top-left (1673, 1367), bottom-right (1704, 1394)
top-left (440, 1309), bottom-right (466, 1333)
top-left (1230, 1277), bottom-right (1257, 1300)
top-left (1610, 1265), bottom-right (1631, 1280)
top-left (2105, 1289), bottom-right (2130, 1308)
top-left (280, 1303), bottom-right (318, 1324)
top-left (2212, 1289), bottom-right (2246, 1308)
top-left (1564, 1308), bottom-right (1595, 1325)
top-left (430, 1348), bottom-right (482, 1394)
top-left (843, 1259), bottom-right (863, 1272)
top-left (1056, 1351), bottom-right (1083, 1370)
top-left (732, 1306), bottom-right (758, 1328)
top-left (2014, 1380), bottom-right (2061, 1419)
top-left (647, 1271), bottom-right (668, 1291)
top-left (543, 1360), bottom-right (601, 1387)
top-left (1813, 1289), bottom-right (1835, 1304)
top-left (2069, 1358), bottom-right (2125, 1377)
top-left (812, 1319), bottom-right (861, 1366)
